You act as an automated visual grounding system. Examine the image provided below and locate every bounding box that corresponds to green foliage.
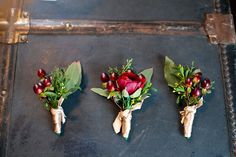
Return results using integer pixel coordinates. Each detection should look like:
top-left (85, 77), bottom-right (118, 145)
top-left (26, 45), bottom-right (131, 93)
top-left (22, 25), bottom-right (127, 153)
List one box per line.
top-left (40, 61), bottom-right (82, 109)
top-left (108, 59), bottom-right (133, 75)
top-left (121, 59), bottom-right (133, 73)
top-left (130, 88), bottom-right (142, 98)
top-left (91, 88), bottom-right (109, 97)
top-left (65, 61), bottom-right (82, 92)
top-left (164, 56), bottom-right (213, 106)
top-left (164, 56), bottom-right (180, 88)
top-left (122, 89), bottom-right (130, 98)
top-left (140, 68), bottom-right (153, 83)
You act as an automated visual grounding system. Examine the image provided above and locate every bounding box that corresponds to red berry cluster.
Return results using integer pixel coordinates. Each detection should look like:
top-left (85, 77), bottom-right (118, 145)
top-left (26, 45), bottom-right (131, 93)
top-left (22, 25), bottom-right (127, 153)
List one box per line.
top-left (185, 72), bottom-right (212, 98)
top-left (100, 72), bottom-right (118, 92)
top-left (33, 69), bottom-right (52, 95)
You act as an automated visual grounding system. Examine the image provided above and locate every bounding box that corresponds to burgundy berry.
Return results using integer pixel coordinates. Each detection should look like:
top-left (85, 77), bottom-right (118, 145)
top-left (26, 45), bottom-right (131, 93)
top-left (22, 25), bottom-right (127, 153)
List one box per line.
top-left (195, 72), bottom-right (202, 77)
top-left (43, 78), bottom-right (51, 87)
top-left (127, 69), bottom-right (133, 73)
top-left (110, 72), bottom-right (118, 81)
top-left (38, 82), bottom-right (44, 88)
top-left (106, 81), bottom-right (116, 92)
top-left (185, 78), bottom-right (193, 87)
top-left (100, 72), bottom-right (110, 82)
top-left (191, 87), bottom-right (201, 97)
top-left (193, 75), bottom-right (201, 84)
top-left (33, 84), bottom-right (43, 95)
top-left (201, 78), bottom-right (211, 89)
top-left (37, 69), bottom-right (46, 78)
top-left (139, 74), bottom-right (145, 81)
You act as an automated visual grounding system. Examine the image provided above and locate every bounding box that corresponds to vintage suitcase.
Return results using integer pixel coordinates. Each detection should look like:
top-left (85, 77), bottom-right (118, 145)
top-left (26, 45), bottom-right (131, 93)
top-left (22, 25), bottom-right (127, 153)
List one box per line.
top-left (0, 0), bottom-right (236, 156)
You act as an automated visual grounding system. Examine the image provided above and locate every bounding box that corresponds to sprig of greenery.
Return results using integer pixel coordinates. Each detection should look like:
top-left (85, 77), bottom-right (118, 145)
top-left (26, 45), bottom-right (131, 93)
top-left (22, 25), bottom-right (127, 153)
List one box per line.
top-left (164, 56), bottom-right (214, 106)
top-left (108, 59), bottom-right (133, 75)
top-left (38, 62), bottom-right (82, 110)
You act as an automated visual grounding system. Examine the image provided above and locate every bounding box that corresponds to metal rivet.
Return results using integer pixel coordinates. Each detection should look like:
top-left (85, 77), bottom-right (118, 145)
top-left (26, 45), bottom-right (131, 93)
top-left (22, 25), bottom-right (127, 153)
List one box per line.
top-left (65, 22), bottom-right (73, 31)
top-left (210, 36), bottom-right (218, 44)
top-left (19, 35), bottom-right (28, 42)
top-left (22, 11), bottom-right (29, 18)
top-left (1, 90), bottom-right (7, 96)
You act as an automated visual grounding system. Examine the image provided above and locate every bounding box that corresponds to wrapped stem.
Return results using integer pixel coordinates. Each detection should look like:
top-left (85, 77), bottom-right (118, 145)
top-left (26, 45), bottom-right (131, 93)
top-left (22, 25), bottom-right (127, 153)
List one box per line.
top-left (50, 97), bottom-right (66, 135)
top-left (113, 110), bottom-right (132, 139)
top-left (112, 99), bottom-right (145, 139)
top-left (180, 97), bottom-right (203, 138)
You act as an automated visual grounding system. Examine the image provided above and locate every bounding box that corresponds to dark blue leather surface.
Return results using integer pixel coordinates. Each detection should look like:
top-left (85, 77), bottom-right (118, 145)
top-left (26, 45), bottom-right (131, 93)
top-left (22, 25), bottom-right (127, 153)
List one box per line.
top-left (7, 35), bottom-right (230, 157)
top-left (24, 0), bottom-right (213, 20)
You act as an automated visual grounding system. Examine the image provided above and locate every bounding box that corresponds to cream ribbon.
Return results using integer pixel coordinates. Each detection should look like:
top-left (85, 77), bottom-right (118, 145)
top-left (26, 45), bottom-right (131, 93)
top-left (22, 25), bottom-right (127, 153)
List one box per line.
top-left (180, 97), bottom-right (203, 138)
top-left (50, 97), bottom-right (66, 135)
top-left (113, 98), bottom-right (147, 139)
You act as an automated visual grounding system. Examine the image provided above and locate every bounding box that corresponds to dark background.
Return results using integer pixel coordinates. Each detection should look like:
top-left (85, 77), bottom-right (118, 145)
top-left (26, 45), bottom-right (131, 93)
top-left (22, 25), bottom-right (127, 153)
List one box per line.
top-left (230, 0), bottom-right (236, 27)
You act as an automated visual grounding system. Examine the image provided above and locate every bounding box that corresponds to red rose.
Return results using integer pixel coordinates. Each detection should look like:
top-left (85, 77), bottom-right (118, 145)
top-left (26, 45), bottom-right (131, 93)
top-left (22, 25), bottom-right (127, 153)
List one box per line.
top-left (117, 71), bottom-right (146, 95)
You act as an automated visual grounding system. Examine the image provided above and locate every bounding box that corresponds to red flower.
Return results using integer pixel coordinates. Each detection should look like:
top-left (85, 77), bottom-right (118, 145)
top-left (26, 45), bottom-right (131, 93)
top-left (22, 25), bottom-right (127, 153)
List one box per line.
top-left (117, 71), bottom-right (146, 95)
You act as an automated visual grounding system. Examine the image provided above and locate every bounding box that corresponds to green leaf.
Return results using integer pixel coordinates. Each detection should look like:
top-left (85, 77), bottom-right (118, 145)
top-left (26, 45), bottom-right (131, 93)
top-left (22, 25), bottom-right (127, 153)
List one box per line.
top-left (164, 56), bottom-right (180, 88)
top-left (91, 88), bottom-right (109, 97)
top-left (180, 66), bottom-right (184, 77)
top-left (112, 91), bottom-right (121, 98)
top-left (108, 91), bottom-right (121, 99)
top-left (44, 102), bottom-right (50, 111)
top-left (122, 89), bottom-right (130, 98)
top-left (140, 68), bottom-right (153, 83)
top-left (176, 96), bottom-right (180, 104)
top-left (65, 61), bottom-right (82, 91)
top-left (187, 87), bottom-right (191, 93)
top-left (44, 91), bottom-right (58, 97)
top-left (174, 86), bottom-right (185, 93)
top-left (130, 88), bottom-right (142, 98)
top-left (185, 69), bottom-right (190, 78)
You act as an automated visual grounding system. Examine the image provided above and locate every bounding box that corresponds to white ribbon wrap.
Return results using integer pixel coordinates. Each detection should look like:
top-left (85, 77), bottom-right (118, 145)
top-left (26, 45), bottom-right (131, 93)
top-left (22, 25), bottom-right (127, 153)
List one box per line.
top-left (112, 99), bottom-right (146, 139)
top-left (180, 97), bottom-right (203, 138)
top-left (50, 97), bottom-right (66, 135)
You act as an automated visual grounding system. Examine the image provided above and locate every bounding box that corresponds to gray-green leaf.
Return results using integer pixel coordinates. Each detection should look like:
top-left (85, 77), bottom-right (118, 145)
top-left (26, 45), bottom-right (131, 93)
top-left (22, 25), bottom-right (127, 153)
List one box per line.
top-left (164, 56), bottom-right (180, 88)
top-left (122, 89), bottom-right (130, 98)
top-left (130, 88), bottom-right (142, 98)
top-left (140, 68), bottom-right (153, 83)
top-left (91, 88), bottom-right (109, 97)
top-left (65, 61), bottom-right (82, 90)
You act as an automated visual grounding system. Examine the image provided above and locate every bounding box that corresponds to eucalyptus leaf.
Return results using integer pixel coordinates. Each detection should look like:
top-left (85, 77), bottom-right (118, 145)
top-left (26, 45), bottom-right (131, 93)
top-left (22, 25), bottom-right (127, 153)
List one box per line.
top-left (130, 88), bottom-right (142, 98)
top-left (65, 61), bottom-right (82, 91)
top-left (91, 88), bottom-right (109, 97)
top-left (164, 56), bottom-right (180, 88)
top-left (140, 68), bottom-right (153, 83)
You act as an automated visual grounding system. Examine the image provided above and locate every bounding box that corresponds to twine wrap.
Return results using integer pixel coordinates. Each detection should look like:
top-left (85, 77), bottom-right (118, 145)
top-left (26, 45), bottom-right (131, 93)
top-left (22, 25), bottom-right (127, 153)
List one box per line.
top-left (50, 97), bottom-right (66, 135)
top-left (113, 97), bottom-right (147, 139)
top-left (180, 97), bottom-right (203, 138)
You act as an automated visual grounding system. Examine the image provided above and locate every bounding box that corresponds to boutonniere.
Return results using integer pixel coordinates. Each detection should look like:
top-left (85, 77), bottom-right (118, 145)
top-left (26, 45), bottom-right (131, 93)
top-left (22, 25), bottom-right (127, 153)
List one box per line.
top-left (91, 59), bottom-right (155, 140)
top-left (164, 56), bottom-right (214, 138)
top-left (33, 61), bottom-right (82, 135)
